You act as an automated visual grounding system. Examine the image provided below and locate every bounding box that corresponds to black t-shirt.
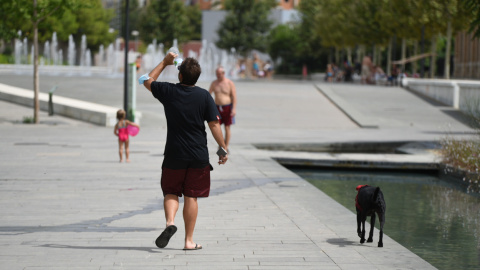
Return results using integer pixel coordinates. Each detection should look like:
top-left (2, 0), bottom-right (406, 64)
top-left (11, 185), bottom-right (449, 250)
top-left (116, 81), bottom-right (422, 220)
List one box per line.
top-left (151, 81), bottom-right (220, 161)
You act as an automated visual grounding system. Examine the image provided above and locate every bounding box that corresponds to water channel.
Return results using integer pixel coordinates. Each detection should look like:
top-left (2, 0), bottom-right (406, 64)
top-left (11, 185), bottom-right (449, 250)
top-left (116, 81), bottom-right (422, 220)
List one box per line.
top-left (291, 168), bottom-right (480, 270)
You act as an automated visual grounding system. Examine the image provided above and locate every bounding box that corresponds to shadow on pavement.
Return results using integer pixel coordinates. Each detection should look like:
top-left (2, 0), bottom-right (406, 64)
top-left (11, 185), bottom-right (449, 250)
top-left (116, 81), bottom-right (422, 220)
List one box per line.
top-left (38, 244), bottom-right (164, 253)
top-left (326, 238), bottom-right (358, 247)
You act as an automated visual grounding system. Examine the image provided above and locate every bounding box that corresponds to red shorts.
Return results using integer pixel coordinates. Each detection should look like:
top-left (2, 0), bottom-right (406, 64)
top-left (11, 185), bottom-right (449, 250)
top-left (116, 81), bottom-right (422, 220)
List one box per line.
top-left (161, 157), bottom-right (212, 198)
top-left (217, 104), bottom-right (234, 126)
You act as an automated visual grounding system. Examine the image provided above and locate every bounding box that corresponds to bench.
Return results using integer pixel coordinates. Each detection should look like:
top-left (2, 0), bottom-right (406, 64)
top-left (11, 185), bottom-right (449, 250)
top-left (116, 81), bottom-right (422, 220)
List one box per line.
top-left (0, 83), bottom-right (140, 127)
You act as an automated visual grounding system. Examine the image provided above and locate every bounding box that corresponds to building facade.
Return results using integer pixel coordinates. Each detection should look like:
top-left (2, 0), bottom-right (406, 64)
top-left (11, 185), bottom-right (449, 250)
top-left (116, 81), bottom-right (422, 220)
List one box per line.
top-left (454, 31), bottom-right (480, 79)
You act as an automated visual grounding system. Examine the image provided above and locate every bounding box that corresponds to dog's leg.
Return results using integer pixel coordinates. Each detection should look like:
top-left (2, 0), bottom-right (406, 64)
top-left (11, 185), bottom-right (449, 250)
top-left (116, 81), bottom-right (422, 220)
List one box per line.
top-left (357, 212), bottom-right (362, 237)
top-left (360, 217), bottom-right (366, 244)
top-left (367, 213), bottom-right (375, 243)
top-left (378, 213), bottom-right (385, 247)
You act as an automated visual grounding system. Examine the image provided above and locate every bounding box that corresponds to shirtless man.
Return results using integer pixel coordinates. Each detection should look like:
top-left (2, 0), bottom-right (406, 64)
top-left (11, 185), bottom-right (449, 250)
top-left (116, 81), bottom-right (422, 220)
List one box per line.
top-left (209, 67), bottom-right (237, 152)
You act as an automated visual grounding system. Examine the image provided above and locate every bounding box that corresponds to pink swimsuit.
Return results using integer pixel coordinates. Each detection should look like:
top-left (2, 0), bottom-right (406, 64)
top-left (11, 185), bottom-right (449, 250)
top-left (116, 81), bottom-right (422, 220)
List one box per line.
top-left (118, 121), bottom-right (129, 142)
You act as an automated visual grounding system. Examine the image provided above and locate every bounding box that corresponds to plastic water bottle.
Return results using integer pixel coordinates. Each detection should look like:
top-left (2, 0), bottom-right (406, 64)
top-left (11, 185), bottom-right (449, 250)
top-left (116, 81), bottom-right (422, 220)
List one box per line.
top-left (167, 47), bottom-right (183, 69)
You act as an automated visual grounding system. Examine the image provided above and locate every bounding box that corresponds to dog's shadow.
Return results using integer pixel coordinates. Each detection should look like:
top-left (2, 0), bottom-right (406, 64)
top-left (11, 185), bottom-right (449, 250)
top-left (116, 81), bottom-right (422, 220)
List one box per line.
top-left (326, 238), bottom-right (359, 247)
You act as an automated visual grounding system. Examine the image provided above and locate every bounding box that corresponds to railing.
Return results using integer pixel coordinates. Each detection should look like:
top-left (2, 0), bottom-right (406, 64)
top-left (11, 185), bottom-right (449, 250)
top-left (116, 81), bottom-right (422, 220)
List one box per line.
top-left (402, 78), bottom-right (480, 114)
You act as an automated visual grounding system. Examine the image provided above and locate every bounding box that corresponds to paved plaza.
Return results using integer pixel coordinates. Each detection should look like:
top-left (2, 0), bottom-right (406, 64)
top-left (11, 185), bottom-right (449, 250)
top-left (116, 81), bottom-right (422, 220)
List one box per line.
top-left (0, 73), bottom-right (475, 269)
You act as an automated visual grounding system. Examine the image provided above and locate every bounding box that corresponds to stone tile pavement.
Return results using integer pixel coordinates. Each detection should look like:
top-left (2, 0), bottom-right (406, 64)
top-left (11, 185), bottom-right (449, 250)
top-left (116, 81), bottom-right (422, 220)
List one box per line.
top-left (1, 75), bottom-right (473, 269)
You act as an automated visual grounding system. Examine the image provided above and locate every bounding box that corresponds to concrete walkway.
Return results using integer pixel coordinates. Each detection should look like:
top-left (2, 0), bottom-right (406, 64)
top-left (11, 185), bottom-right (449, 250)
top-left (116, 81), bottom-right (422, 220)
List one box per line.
top-left (0, 74), bottom-right (475, 269)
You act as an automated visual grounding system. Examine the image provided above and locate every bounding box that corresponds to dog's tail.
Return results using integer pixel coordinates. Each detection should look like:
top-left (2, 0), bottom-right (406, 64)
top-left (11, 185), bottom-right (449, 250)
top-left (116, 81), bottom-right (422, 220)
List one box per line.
top-left (373, 187), bottom-right (380, 201)
top-left (374, 187), bottom-right (386, 212)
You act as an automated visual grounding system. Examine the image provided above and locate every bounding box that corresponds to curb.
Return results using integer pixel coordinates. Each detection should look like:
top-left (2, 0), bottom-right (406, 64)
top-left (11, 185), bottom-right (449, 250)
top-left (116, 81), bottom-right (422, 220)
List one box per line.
top-left (314, 84), bottom-right (379, 128)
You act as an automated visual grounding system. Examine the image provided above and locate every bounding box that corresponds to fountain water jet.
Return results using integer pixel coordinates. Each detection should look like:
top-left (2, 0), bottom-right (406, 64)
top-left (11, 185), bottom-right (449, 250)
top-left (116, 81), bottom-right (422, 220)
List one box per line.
top-left (141, 39), bottom-right (238, 81)
top-left (10, 32), bottom-right (239, 80)
top-left (67, 35), bottom-right (76, 66)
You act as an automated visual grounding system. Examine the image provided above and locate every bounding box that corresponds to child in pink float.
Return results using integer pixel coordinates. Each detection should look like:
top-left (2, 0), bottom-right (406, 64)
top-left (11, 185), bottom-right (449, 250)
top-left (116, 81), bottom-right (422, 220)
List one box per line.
top-left (114, 109), bottom-right (140, 163)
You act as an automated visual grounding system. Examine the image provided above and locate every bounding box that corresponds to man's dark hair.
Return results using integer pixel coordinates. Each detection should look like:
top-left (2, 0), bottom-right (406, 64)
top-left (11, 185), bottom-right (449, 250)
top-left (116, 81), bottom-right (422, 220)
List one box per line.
top-left (179, 57), bottom-right (201, 85)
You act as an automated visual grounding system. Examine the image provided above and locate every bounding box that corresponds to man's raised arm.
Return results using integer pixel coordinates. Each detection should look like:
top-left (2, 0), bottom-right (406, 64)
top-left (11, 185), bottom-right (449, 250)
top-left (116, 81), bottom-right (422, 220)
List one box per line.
top-left (142, 52), bottom-right (177, 91)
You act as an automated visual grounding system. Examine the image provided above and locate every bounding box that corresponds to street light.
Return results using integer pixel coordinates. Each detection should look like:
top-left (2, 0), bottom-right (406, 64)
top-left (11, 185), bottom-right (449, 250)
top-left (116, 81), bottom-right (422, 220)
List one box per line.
top-left (124, 0), bottom-right (130, 115)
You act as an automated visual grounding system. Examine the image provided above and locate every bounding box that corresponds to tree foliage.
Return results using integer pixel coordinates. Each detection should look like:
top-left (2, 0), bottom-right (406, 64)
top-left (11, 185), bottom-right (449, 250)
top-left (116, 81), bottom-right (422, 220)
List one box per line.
top-left (1, 0), bottom-right (82, 124)
top-left (0, 0), bottom-right (78, 41)
top-left (0, 1), bottom-right (24, 40)
top-left (267, 24), bottom-right (305, 74)
top-left (185, 4), bottom-right (202, 41)
top-left (298, 0), bottom-right (472, 50)
top-left (138, 0), bottom-right (195, 48)
top-left (121, 0), bottom-right (140, 41)
top-left (0, 0), bottom-right (117, 123)
top-left (1, 0), bottom-right (115, 52)
top-left (268, 24), bottom-right (300, 61)
top-left (464, 0), bottom-right (480, 38)
top-left (74, 0), bottom-right (116, 52)
top-left (216, 0), bottom-right (276, 57)
top-left (297, 0), bottom-right (324, 59)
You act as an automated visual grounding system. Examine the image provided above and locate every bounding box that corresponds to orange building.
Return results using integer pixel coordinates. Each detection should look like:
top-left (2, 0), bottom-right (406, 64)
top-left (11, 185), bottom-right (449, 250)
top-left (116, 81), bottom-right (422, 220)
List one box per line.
top-left (278, 0), bottom-right (301, 10)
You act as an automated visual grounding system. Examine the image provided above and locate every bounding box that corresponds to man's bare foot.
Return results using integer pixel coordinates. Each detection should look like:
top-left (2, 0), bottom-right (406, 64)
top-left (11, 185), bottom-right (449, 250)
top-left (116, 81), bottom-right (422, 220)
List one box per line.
top-left (126, 159), bottom-right (130, 163)
top-left (183, 243), bottom-right (202, 250)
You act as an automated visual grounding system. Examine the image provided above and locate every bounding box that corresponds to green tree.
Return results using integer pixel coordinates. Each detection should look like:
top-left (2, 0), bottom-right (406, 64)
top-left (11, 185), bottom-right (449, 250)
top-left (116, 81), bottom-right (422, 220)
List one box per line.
top-left (0, 1), bottom-right (78, 43)
top-left (464, 0), bottom-right (480, 37)
top-left (185, 4), bottom-right (202, 41)
top-left (307, 0), bottom-right (363, 65)
top-left (138, 0), bottom-right (193, 49)
top-left (425, 0), bottom-right (470, 78)
top-left (74, 0), bottom-right (116, 52)
top-left (121, 0), bottom-right (140, 42)
top-left (352, 0), bottom-right (392, 47)
top-left (7, 0), bottom-right (114, 51)
top-left (268, 24), bottom-right (300, 62)
top-left (216, 0), bottom-right (276, 57)
top-left (38, 9), bottom-right (79, 42)
top-left (297, 0), bottom-right (324, 60)
top-left (2, 0), bottom-right (80, 124)
top-left (0, 1), bottom-right (23, 40)
top-left (267, 24), bottom-right (302, 73)
top-left (377, 0), bottom-right (439, 73)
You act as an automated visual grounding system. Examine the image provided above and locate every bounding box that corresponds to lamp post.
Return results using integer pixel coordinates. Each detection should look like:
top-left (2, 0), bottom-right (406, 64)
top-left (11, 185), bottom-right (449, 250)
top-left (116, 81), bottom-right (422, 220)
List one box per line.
top-left (123, 0), bottom-right (130, 113)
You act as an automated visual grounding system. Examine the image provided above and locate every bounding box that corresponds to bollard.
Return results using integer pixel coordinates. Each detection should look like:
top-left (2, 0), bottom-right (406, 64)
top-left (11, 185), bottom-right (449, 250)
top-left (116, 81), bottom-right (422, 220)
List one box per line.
top-left (48, 86), bottom-right (57, 116)
top-left (451, 81), bottom-right (459, 109)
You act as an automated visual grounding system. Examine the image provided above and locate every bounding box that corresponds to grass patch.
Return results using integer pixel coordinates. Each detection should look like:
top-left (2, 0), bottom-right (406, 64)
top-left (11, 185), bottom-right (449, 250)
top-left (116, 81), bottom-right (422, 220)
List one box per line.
top-left (441, 102), bottom-right (480, 193)
top-left (22, 116), bottom-right (34, 124)
top-left (0, 54), bottom-right (14, 64)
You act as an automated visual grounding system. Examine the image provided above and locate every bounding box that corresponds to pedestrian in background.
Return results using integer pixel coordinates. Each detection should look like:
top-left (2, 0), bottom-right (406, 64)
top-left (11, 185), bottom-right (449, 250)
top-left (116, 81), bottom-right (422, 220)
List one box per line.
top-left (209, 66), bottom-right (237, 153)
top-left (113, 109), bottom-right (139, 163)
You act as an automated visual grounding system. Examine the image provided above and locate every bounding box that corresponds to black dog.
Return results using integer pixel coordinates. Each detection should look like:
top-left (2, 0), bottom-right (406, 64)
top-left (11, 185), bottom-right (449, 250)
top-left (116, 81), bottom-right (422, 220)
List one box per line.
top-left (355, 185), bottom-right (386, 247)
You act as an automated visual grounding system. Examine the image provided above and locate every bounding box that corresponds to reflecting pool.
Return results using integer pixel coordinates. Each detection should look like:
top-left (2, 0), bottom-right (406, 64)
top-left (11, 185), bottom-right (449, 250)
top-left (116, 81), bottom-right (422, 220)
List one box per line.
top-left (292, 169), bottom-right (480, 270)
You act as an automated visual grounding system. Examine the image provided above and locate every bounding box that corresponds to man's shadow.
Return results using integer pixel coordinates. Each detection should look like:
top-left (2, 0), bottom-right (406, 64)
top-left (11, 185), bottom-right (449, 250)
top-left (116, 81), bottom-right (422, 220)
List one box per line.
top-left (38, 243), bottom-right (177, 253)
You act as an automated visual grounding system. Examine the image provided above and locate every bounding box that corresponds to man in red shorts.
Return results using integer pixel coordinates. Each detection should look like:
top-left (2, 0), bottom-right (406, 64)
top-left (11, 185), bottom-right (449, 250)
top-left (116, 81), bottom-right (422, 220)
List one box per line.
top-left (209, 66), bottom-right (237, 152)
top-left (142, 52), bottom-right (228, 250)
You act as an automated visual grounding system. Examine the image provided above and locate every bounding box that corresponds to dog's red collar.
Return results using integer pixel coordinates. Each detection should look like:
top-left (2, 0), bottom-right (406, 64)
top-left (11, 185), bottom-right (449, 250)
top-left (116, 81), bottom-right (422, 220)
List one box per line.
top-left (356, 184), bottom-right (369, 191)
top-left (355, 185), bottom-right (370, 211)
